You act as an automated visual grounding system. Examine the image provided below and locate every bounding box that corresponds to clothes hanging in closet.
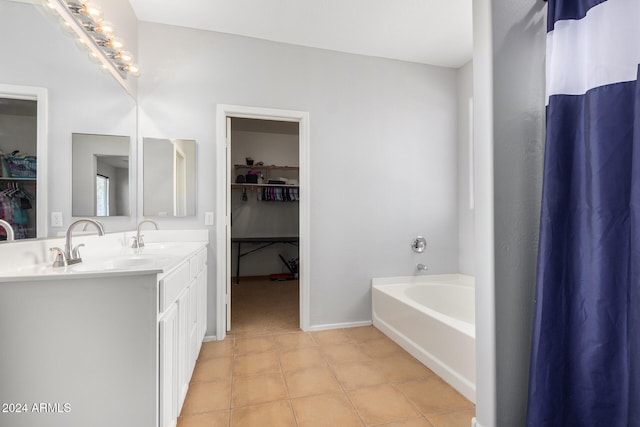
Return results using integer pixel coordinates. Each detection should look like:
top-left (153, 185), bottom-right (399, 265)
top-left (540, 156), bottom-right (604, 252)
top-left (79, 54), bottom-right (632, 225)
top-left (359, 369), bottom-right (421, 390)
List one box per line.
top-left (260, 186), bottom-right (299, 202)
top-left (0, 183), bottom-right (33, 240)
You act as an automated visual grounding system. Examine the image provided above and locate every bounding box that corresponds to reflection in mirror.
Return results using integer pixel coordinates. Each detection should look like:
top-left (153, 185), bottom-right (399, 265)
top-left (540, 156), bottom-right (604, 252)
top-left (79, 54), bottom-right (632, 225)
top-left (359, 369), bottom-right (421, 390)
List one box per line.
top-left (72, 134), bottom-right (130, 217)
top-left (0, 88), bottom-right (46, 241)
top-left (143, 138), bottom-right (196, 217)
top-left (0, 97), bottom-right (38, 240)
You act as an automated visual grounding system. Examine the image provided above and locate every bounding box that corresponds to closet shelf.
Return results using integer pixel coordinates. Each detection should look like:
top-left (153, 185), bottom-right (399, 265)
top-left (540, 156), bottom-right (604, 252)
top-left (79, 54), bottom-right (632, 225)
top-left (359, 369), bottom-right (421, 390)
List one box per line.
top-left (234, 164), bottom-right (299, 170)
top-left (232, 183), bottom-right (299, 190)
top-left (0, 177), bottom-right (36, 181)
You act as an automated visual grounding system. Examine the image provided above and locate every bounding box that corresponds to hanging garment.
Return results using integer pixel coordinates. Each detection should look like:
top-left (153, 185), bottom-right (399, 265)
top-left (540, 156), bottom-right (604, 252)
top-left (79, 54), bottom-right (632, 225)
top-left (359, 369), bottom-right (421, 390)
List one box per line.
top-left (0, 183), bottom-right (33, 239)
top-left (527, 1), bottom-right (640, 426)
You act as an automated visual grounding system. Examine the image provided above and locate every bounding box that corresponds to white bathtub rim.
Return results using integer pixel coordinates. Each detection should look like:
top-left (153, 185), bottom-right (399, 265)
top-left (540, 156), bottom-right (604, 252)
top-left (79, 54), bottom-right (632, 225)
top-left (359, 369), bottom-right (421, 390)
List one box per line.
top-left (371, 274), bottom-right (475, 339)
top-left (371, 273), bottom-right (474, 288)
top-left (373, 315), bottom-right (476, 403)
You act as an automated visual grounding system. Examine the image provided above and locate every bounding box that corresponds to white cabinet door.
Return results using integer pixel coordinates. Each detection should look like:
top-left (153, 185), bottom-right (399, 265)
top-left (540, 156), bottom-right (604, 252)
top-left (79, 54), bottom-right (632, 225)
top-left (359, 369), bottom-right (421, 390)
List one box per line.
top-left (177, 286), bottom-right (191, 408)
top-left (159, 303), bottom-right (178, 427)
top-left (197, 265), bottom-right (208, 344)
top-left (189, 277), bottom-right (199, 373)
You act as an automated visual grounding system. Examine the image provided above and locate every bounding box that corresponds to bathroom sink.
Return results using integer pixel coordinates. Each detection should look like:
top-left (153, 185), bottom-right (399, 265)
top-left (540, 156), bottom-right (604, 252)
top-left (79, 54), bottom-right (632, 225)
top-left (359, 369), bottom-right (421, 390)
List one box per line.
top-left (70, 256), bottom-right (159, 272)
top-left (134, 242), bottom-right (187, 253)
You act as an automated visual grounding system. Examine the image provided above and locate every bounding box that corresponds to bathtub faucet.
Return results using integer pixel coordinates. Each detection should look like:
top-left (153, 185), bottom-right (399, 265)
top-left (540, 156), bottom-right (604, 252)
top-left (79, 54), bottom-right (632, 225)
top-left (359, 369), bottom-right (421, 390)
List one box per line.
top-left (417, 264), bottom-right (428, 271)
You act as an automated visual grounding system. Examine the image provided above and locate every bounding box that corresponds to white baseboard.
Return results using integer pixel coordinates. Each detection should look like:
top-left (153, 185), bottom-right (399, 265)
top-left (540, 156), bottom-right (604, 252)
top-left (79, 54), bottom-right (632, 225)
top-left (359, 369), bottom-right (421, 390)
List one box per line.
top-left (203, 335), bottom-right (218, 342)
top-left (306, 320), bottom-right (372, 332)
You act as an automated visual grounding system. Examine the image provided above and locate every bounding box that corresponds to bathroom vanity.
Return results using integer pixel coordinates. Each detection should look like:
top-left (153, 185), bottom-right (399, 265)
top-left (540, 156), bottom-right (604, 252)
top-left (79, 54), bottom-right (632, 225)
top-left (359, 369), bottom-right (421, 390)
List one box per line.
top-left (0, 230), bottom-right (208, 427)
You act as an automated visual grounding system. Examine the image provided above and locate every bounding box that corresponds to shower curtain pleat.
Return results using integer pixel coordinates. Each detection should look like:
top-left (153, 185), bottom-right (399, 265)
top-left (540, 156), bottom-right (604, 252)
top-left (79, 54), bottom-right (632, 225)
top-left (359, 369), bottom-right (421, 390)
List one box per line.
top-left (527, 0), bottom-right (640, 425)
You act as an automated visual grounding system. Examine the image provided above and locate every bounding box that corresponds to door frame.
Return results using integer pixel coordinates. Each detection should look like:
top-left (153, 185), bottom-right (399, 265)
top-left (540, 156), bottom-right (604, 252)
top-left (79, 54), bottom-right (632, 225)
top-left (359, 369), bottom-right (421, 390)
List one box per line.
top-left (215, 104), bottom-right (310, 340)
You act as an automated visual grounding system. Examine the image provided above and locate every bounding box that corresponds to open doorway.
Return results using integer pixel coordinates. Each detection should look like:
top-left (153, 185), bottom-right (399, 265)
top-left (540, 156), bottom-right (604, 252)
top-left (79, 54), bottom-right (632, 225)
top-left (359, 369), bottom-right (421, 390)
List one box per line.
top-left (229, 118), bottom-right (300, 334)
top-left (215, 105), bottom-right (310, 340)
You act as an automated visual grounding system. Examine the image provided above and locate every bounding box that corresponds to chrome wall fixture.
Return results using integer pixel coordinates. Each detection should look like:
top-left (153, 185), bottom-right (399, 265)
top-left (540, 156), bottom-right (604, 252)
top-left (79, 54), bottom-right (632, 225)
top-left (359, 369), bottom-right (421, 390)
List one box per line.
top-left (411, 236), bottom-right (427, 253)
top-left (46, 0), bottom-right (140, 87)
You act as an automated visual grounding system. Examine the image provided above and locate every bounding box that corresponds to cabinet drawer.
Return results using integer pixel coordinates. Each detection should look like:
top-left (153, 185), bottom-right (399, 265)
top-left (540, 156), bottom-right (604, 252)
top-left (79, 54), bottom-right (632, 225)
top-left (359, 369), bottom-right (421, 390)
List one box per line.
top-left (159, 262), bottom-right (191, 313)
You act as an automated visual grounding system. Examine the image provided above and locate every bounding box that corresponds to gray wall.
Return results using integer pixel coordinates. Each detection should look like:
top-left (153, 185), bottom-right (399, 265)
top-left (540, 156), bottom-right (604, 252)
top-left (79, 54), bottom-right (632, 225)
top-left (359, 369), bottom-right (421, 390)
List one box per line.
top-left (492, 0), bottom-right (547, 425)
top-left (138, 22), bottom-right (461, 332)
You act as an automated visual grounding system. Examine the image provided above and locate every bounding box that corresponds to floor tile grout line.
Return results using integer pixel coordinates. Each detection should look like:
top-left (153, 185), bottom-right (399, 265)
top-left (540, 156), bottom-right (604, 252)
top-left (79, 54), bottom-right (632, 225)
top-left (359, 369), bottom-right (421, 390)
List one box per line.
top-left (183, 282), bottom-right (476, 426)
top-left (272, 343), bottom-right (302, 427)
top-left (313, 333), bottom-right (370, 427)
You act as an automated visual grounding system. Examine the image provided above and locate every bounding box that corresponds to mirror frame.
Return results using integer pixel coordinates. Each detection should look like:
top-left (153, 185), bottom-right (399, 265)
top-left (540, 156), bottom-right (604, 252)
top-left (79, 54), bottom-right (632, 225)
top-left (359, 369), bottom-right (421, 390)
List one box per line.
top-left (0, 83), bottom-right (48, 239)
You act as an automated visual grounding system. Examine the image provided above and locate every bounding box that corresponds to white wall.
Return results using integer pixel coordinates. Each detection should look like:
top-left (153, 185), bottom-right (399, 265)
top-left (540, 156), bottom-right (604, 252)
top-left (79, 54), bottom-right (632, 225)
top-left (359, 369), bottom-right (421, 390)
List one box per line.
top-left (232, 130), bottom-right (300, 168)
top-left (138, 22), bottom-right (460, 333)
top-left (0, 113), bottom-right (37, 157)
top-left (457, 60), bottom-right (474, 275)
top-left (473, 1), bottom-right (497, 425)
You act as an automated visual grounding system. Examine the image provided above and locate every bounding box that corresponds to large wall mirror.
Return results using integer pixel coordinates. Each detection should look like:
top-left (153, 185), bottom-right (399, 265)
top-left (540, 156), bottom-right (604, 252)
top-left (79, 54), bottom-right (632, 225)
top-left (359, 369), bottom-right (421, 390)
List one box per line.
top-left (0, 1), bottom-right (137, 239)
top-left (72, 133), bottom-right (130, 217)
top-left (143, 138), bottom-right (196, 217)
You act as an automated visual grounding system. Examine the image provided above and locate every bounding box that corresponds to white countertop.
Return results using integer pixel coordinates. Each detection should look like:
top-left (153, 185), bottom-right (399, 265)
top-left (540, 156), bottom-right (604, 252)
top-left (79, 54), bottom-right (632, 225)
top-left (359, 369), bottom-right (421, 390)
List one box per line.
top-left (0, 231), bottom-right (208, 283)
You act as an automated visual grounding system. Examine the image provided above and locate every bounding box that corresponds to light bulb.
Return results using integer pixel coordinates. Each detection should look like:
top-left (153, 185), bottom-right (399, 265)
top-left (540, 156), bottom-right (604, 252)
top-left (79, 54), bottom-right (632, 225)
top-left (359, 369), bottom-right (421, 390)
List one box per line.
top-left (97, 21), bottom-right (115, 36)
top-left (82, 1), bottom-right (103, 21)
top-left (108, 37), bottom-right (124, 50)
top-left (117, 51), bottom-right (134, 64)
top-left (126, 64), bottom-right (140, 77)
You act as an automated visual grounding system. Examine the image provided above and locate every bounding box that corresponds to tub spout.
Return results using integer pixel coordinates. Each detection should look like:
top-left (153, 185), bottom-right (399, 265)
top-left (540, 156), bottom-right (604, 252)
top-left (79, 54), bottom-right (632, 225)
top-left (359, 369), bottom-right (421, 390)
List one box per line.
top-left (417, 263), bottom-right (428, 271)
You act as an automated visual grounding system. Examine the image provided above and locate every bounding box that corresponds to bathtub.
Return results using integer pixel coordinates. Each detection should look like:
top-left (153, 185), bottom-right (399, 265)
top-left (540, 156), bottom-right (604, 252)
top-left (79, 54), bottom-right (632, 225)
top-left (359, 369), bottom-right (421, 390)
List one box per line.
top-left (372, 274), bottom-right (475, 402)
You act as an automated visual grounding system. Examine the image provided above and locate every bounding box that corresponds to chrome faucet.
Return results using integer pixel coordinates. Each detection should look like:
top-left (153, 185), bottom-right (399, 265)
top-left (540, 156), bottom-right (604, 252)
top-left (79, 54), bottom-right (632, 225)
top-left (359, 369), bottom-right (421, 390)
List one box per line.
top-left (131, 219), bottom-right (158, 248)
top-left (0, 219), bottom-right (15, 241)
top-left (50, 219), bottom-right (105, 267)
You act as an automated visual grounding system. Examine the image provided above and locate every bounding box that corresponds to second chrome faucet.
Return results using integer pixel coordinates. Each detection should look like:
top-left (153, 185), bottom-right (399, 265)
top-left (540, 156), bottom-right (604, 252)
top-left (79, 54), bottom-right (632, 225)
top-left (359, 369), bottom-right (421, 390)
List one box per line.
top-left (131, 219), bottom-right (158, 248)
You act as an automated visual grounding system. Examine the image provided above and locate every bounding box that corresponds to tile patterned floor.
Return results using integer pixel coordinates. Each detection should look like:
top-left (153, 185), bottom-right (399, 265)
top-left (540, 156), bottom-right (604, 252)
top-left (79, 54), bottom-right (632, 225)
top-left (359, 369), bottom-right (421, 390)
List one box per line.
top-left (178, 279), bottom-right (475, 427)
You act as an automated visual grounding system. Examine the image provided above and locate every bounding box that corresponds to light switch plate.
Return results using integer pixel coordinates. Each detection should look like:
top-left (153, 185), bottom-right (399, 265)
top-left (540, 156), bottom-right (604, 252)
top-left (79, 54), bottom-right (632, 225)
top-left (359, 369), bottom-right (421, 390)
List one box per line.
top-left (51, 212), bottom-right (63, 227)
top-left (204, 212), bottom-right (214, 226)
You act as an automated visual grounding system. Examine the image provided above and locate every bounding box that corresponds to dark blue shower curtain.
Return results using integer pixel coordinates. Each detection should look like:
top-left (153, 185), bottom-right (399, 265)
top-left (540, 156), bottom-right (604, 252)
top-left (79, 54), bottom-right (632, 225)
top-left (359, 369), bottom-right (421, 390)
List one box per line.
top-left (527, 0), bottom-right (640, 425)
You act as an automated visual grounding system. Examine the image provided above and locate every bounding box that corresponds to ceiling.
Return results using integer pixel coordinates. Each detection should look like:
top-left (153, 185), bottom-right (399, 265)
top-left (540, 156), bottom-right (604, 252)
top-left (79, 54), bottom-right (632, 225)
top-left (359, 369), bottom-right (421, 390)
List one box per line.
top-left (127, 0), bottom-right (473, 68)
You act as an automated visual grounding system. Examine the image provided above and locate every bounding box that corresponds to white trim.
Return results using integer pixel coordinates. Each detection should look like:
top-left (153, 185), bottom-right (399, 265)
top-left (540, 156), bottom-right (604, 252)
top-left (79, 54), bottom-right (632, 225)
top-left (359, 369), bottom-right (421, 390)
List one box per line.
top-left (468, 97), bottom-right (474, 210)
top-left (546, 0), bottom-right (640, 103)
top-left (472, 0), bottom-right (496, 424)
top-left (202, 335), bottom-right (218, 342)
top-left (215, 104), bottom-right (310, 340)
top-left (306, 320), bottom-right (372, 332)
top-left (0, 84), bottom-right (48, 239)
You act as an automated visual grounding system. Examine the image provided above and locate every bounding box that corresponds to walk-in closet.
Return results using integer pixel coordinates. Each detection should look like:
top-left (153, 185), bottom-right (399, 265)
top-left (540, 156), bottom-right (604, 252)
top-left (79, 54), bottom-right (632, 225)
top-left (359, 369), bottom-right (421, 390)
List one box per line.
top-left (229, 117), bottom-right (300, 333)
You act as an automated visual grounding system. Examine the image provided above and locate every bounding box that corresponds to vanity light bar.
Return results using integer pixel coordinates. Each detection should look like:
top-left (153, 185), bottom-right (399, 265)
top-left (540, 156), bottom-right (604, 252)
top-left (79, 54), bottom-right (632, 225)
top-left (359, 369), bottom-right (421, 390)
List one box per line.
top-left (46, 0), bottom-right (140, 85)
